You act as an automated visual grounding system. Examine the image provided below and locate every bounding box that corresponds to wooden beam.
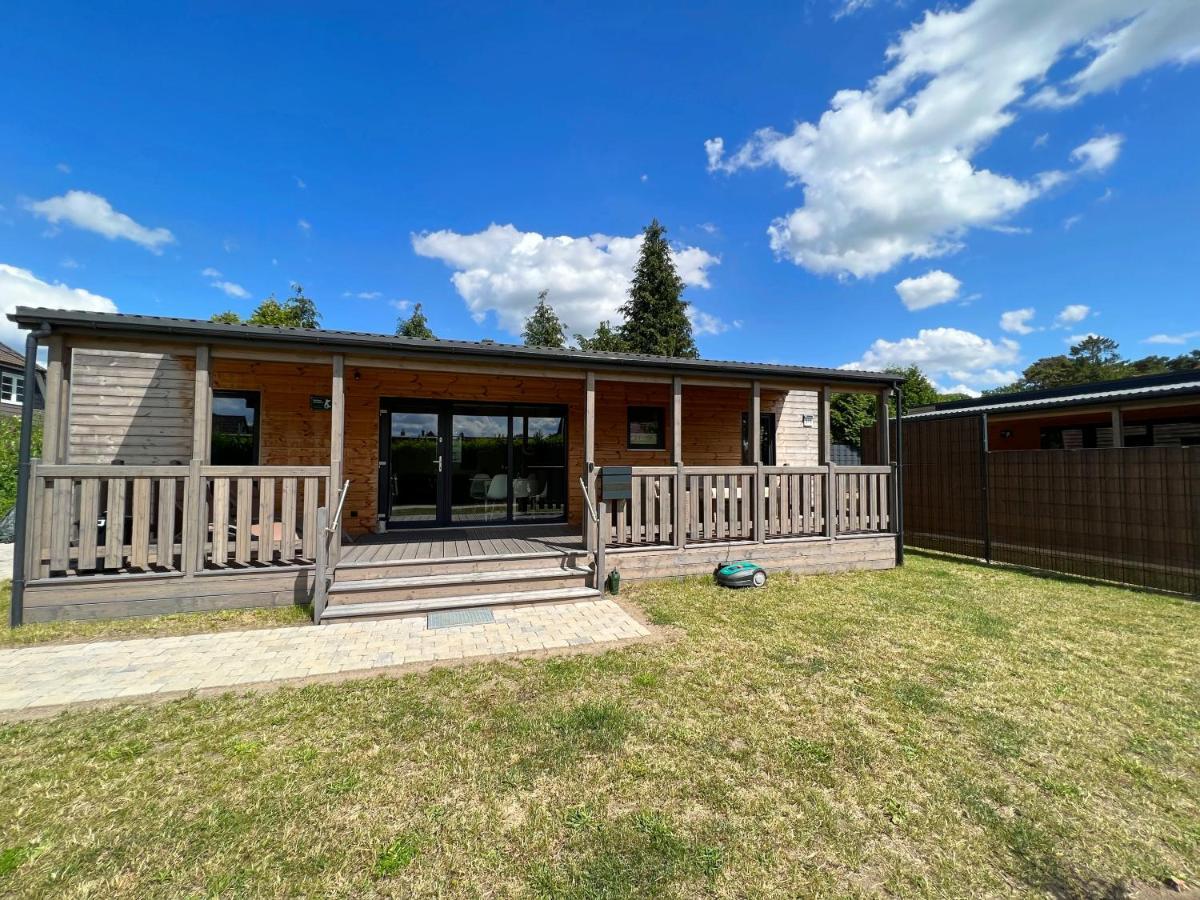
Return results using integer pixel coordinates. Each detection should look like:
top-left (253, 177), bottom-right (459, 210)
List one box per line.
top-left (191, 345), bottom-right (211, 462)
top-left (1111, 407), bottom-right (1124, 448)
top-left (329, 354), bottom-right (345, 566)
top-left (750, 381), bottom-right (762, 465)
top-left (584, 371), bottom-right (596, 551)
top-left (41, 336), bottom-right (65, 464)
top-left (877, 387), bottom-right (891, 466)
top-left (751, 381), bottom-right (764, 542)
top-left (819, 385), bottom-right (832, 466)
top-left (672, 377), bottom-right (683, 465)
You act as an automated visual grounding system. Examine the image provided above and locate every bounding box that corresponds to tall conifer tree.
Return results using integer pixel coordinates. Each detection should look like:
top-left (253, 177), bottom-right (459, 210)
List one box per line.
top-left (619, 219), bottom-right (698, 358)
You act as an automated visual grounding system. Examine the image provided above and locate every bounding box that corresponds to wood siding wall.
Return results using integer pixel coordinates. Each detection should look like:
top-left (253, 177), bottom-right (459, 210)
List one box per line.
top-left (68, 349), bottom-right (195, 465)
top-left (765, 388), bottom-right (819, 466)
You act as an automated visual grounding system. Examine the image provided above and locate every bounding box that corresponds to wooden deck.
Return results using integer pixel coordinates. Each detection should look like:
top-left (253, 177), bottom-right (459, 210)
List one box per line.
top-left (339, 524), bottom-right (586, 565)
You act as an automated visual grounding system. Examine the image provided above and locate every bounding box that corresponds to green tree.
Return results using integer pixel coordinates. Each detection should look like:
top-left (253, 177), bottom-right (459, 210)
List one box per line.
top-left (0, 413), bottom-right (41, 517)
top-left (574, 320), bottom-right (628, 353)
top-left (1166, 349), bottom-right (1200, 372)
top-left (522, 290), bottom-right (568, 349)
top-left (619, 219), bottom-right (698, 358)
top-left (1069, 334), bottom-right (1124, 382)
top-left (212, 284), bottom-right (320, 329)
top-left (395, 303), bottom-right (435, 339)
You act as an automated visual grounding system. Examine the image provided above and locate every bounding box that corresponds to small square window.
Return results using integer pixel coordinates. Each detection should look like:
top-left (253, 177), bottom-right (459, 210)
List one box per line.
top-left (627, 406), bottom-right (665, 450)
top-left (212, 391), bottom-right (261, 465)
top-left (1, 372), bottom-right (24, 404)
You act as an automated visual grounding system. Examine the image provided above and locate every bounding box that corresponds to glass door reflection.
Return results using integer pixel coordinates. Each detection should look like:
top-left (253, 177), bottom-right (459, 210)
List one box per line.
top-left (388, 411), bottom-right (440, 525)
top-left (513, 411), bottom-right (565, 521)
top-left (450, 411), bottom-right (510, 523)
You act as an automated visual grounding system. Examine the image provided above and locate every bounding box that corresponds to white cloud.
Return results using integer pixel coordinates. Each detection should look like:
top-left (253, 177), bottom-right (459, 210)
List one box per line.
top-left (389, 299), bottom-right (413, 313)
top-left (698, 222), bottom-right (719, 235)
top-left (1143, 330), bottom-right (1200, 345)
top-left (999, 307), bottom-right (1037, 334)
top-left (356, 291), bottom-right (382, 300)
top-left (0, 264), bottom-right (118, 350)
top-left (223, 238), bottom-right (238, 253)
top-left (706, 0), bottom-right (1200, 279)
top-left (1066, 331), bottom-right (1100, 344)
top-left (56, 162), bottom-right (71, 174)
top-left (1055, 303), bottom-right (1091, 326)
top-left (1032, 132), bottom-right (1050, 148)
top-left (59, 257), bottom-right (79, 269)
top-left (297, 219), bottom-right (311, 233)
top-left (211, 281), bottom-right (249, 299)
top-left (844, 326), bottom-right (1020, 390)
top-left (687, 308), bottom-right (733, 336)
top-left (1071, 133), bottom-right (1124, 172)
top-left (25, 190), bottom-right (175, 253)
top-left (933, 381), bottom-right (984, 398)
top-left (640, 174), bottom-right (649, 183)
top-left (1063, 214), bottom-right (1084, 230)
top-left (834, 0), bottom-right (876, 19)
top-left (894, 270), bottom-right (962, 311)
top-left (201, 266), bottom-right (223, 278)
top-left (411, 223), bottom-right (720, 335)
top-left (294, 176), bottom-right (307, 189)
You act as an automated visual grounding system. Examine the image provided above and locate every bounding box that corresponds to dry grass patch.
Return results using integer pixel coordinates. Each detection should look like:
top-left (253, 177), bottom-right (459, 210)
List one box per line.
top-left (0, 554), bottom-right (1197, 897)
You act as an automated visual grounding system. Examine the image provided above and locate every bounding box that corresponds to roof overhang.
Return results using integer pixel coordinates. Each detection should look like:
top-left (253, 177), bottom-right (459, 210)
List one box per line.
top-left (9, 306), bottom-right (902, 388)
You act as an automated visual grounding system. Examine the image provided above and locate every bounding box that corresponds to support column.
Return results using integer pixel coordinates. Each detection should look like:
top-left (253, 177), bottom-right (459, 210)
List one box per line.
top-left (584, 371), bottom-right (596, 552)
top-left (41, 336), bottom-right (65, 464)
top-left (751, 381), bottom-right (764, 542)
top-left (1111, 407), bottom-right (1124, 448)
top-left (673, 377), bottom-right (685, 548)
top-left (876, 387), bottom-right (891, 466)
top-left (184, 346), bottom-right (211, 576)
top-left (329, 354), bottom-right (345, 566)
top-left (818, 384), bottom-right (832, 466)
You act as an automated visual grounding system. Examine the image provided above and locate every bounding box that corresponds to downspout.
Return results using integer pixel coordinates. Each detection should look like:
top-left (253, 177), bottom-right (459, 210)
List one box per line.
top-left (10, 321), bottom-right (53, 627)
top-left (894, 384), bottom-right (905, 566)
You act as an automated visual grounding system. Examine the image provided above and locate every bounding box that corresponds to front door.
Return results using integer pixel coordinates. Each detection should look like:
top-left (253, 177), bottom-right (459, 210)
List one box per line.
top-left (379, 400), bottom-right (567, 528)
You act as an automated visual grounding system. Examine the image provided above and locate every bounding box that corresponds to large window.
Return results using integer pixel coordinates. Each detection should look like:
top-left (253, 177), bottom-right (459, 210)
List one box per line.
top-left (211, 391), bottom-right (260, 465)
top-left (1, 371), bottom-right (24, 404)
top-left (742, 412), bottom-right (777, 465)
top-left (627, 406), bottom-right (666, 450)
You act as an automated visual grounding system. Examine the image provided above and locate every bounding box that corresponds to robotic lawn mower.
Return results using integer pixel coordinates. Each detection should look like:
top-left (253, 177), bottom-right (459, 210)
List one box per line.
top-left (714, 560), bottom-right (767, 589)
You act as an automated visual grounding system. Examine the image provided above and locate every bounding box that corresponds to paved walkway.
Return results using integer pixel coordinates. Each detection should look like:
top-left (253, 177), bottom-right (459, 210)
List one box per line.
top-left (0, 599), bottom-right (651, 714)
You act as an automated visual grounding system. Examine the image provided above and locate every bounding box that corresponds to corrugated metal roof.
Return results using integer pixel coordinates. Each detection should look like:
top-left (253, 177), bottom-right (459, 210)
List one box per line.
top-left (8, 306), bottom-right (902, 386)
top-left (906, 378), bottom-right (1200, 420)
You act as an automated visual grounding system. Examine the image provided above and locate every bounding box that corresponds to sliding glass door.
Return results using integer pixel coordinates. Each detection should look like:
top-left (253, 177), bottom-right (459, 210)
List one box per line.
top-left (380, 400), bottom-right (567, 528)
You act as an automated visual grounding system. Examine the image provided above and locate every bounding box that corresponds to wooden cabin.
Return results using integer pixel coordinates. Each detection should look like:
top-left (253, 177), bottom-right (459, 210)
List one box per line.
top-left (8, 307), bottom-right (902, 625)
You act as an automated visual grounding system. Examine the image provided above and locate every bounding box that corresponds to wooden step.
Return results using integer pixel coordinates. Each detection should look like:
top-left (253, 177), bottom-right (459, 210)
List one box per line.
top-left (320, 586), bottom-right (602, 623)
top-left (327, 566), bottom-right (593, 606)
top-left (336, 549), bottom-right (589, 581)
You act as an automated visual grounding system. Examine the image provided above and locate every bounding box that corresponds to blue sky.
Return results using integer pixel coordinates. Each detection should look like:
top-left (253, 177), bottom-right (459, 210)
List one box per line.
top-left (2, 0), bottom-right (1198, 394)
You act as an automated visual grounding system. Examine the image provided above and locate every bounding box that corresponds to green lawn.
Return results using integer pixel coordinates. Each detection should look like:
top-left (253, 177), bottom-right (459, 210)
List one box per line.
top-left (1, 554), bottom-right (1197, 897)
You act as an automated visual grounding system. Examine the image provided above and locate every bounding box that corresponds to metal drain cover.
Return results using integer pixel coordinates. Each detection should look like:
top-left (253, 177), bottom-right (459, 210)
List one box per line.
top-left (427, 608), bottom-right (495, 629)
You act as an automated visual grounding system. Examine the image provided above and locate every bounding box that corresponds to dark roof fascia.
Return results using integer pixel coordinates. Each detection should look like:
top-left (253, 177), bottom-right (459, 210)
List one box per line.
top-left (920, 369), bottom-right (1200, 414)
top-left (9, 307), bottom-right (902, 387)
top-left (905, 383), bottom-right (1200, 421)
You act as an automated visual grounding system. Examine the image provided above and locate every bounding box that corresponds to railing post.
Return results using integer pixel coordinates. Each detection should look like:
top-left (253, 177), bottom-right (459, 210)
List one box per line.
top-left (674, 464), bottom-right (686, 548)
top-left (314, 506), bottom-right (329, 623)
top-left (22, 459), bottom-right (41, 588)
top-left (825, 462), bottom-right (837, 538)
top-left (182, 458), bottom-right (204, 575)
top-left (754, 463), bottom-right (765, 543)
top-left (595, 500), bottom-right (607, 594)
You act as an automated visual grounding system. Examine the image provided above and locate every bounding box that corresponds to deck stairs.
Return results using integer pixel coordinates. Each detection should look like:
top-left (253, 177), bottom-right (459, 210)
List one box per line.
top-left (320, 546), bottom-right (599, 623)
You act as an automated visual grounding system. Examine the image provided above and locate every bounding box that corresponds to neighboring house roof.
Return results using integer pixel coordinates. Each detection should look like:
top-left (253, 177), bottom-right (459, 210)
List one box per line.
top-left (906, 370), bottom-right (1200, 421)
top-left (0, 343), bottom-right (27, 368)
top-left (8, 307), bottom-right (902, 386)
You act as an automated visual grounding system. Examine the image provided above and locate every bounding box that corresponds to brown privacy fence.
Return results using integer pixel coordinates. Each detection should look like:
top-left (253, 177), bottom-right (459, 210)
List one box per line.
top-left (867, 417), bottom-right (1200, 595)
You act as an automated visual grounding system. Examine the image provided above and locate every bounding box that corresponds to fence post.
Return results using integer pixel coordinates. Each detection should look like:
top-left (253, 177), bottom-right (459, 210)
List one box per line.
top-left (313, 506), bottom-right (329, 623)
top-left (22, 459), bottom-right (41, 589)
top-left (979, 413), bottom-right (991, 564)
top-left (595, 500), bottom-right (607, 593)
top-left (182, 458), bottom-right (204, 575)
top-left (825, 462), bottom-right (837, 538)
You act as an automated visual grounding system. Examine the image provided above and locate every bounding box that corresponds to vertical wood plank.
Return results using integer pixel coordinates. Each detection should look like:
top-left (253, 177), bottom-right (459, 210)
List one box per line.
top-left (41, 337), bottom-right (65, 464)
top-left (49, 477), bottom-right (72, 572)
top-left (615, 494), bottom-right (627, 545)
top-left (714, 476), bottom-right (726, 540)
top-left (130, 477), bottom-right (152, 568)
top-left (302, 476), bottom-right (318, 558)
top-left (688, 475), bottom-right (699, 542)
top-left (235, 477), bottom-right (253, 562)
top-left (192, 346), bottom-right (212, 461)
top-left (104, 478), bottom-right (126, 569)
top-left (258, 476), bottom-right (276, 562)
top-left (630, 475), bottom-right (642, 544)
top-left (280, 477), bottom-right (298, 561)
top-left (329, 354), bottom-right (345, 567)
top-left (779, 472), bottom-right (791, 537)
top-left (78, 476), bottom-right (99, 572)
top-left (25, 460), bottom-right (44, 580)
top-left (156, 477), bottom-right (176, 569)
top-left (212, 477), bottom-right (230, 566)
top-left (657, 475), bottom-right (670, 544)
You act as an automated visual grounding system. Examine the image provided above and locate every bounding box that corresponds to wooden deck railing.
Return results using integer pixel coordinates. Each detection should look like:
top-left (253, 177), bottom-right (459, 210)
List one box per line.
top-left (24, 461), bottom-right (331, 579)
top-left (601, 464), bottom-right (893, 549)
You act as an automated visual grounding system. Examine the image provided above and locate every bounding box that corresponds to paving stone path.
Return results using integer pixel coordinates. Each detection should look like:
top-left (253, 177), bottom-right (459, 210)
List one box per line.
top-left (0, 599), bottom-right (650, 713)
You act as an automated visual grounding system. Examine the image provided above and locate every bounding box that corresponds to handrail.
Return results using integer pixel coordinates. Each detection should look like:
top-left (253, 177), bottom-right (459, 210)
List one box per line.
top-left (328, 479), bottom-right (351, 533)
top-left (578, 476), bottom-right (599, 523)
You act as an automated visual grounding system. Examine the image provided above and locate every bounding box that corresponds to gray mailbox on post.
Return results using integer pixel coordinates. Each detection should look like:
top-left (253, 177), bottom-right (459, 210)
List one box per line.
top-left (599, 466), bottom-right (633, 501)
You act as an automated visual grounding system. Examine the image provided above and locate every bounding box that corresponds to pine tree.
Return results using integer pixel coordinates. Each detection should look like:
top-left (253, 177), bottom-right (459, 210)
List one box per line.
top-left (619, 219), bottom-right (697, 358)
top-left (522, 290), bottom-right (568, 349)
top-left (574, 320), bottom-right (627, 352)
top-left (396, 303), bottom-right (435, 339)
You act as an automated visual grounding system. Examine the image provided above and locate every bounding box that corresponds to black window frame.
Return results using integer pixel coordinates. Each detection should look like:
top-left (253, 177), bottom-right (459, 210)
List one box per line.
top-left (742, 412), bottom-right (777, 465)
top-left (627, 405), bottom-right (666, 451)
top-left (211, 389), bottom-right (262, 465)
